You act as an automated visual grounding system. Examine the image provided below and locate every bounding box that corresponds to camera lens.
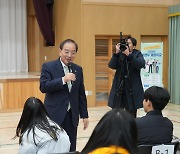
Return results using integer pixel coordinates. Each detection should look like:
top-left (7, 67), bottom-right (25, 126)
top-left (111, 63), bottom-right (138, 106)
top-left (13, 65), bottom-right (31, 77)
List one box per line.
top-left (120, 44), bottom-right (127, 51)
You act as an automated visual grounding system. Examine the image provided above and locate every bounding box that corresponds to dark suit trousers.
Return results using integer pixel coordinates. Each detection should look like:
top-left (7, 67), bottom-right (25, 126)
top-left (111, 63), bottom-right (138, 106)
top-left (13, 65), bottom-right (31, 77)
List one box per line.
top-left (61, 109), bottom-right (77, 152)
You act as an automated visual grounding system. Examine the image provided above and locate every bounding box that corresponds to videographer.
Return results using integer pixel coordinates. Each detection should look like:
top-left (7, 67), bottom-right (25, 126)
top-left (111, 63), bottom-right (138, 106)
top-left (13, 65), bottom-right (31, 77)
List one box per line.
top-left (108, 36), bottom-right (145, 117)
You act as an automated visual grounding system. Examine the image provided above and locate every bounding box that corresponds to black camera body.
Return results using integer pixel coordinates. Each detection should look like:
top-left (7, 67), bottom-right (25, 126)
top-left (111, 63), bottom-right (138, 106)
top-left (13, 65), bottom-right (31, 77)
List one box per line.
top-left (120, 39), bottom-right (128, 52)
top-left (119, 32), bottom-right (128, 52)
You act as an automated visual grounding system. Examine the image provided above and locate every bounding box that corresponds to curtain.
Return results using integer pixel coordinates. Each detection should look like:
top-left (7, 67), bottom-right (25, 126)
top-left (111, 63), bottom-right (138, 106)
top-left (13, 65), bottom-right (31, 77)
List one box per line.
top-left (168, 4), bottom-right (180, 105)
top-left (33, 0), bottom-right (55, 46)
top-left (0, 0), bottom-right (27, 72)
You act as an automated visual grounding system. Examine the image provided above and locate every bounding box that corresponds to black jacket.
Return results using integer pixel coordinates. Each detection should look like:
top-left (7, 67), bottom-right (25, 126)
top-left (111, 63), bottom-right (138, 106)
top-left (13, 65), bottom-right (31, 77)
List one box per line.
top-left (108, 49), bottom-right (145, 110)
top-left (136, 110), bottom-right (173, 145)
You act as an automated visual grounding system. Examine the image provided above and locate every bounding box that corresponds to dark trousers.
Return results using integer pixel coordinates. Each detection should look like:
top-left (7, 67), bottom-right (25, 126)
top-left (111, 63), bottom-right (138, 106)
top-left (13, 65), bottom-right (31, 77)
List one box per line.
top-left (61, 110), bottom-right (77, 152)
top-left (122, 92), bottom-right (137, 118)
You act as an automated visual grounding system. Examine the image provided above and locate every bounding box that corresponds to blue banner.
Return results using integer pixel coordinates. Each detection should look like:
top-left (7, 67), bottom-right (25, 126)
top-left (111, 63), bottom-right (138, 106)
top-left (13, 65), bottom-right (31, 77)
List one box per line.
top-left (141, 42), bottom-right (163, 90)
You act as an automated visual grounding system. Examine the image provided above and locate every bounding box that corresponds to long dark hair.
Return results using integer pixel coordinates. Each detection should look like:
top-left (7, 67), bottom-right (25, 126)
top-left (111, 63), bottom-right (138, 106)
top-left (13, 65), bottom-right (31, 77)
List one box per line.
top-left (81, 109), bottom-right (137, 154)
top-left (14, 97), bottom-right (62, 145)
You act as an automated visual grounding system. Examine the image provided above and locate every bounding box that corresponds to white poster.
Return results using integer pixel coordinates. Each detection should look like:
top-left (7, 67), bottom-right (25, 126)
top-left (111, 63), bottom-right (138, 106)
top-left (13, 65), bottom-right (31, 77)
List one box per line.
top-left (141, 43), bottom-right (163, 90)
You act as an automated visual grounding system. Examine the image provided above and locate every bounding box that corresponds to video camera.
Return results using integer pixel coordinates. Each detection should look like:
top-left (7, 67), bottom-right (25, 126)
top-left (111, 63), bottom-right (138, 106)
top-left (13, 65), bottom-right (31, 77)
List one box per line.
top-left (119, 32), bottom-right (128, 52)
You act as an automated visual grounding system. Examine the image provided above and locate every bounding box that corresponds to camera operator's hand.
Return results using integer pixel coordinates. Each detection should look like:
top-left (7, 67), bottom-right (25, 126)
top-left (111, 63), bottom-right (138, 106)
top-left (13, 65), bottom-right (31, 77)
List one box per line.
top-left (115, 43), bottom-right (121, 54)
top-left (122, 46), bottom-right (131, 56)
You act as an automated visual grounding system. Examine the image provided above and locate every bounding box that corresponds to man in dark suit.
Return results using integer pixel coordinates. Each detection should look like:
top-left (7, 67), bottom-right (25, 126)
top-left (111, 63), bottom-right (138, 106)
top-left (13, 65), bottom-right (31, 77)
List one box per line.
top-left (136, 86), bottom-right (173, 145)
top-left (108, 36), bottom-right (145, 117)
top-left (40, 39), bottom-right (89, 151)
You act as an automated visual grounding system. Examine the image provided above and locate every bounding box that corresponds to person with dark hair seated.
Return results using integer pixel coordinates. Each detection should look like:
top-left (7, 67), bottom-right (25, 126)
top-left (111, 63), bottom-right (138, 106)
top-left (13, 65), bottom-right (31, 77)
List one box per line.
top-left (136, 86), bottom-right (173, 145)
top-left (14, 97), bottom-right (70, 154)
top-left (81, 109), bottom-right (137, 154)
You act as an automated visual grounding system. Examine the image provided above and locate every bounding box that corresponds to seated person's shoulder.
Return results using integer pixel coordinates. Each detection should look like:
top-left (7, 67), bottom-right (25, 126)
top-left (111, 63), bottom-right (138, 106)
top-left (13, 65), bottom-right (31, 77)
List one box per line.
top-left (135, 116), bottom-right (147, 123)
top-left (163, 117), bottom-right (173, 127)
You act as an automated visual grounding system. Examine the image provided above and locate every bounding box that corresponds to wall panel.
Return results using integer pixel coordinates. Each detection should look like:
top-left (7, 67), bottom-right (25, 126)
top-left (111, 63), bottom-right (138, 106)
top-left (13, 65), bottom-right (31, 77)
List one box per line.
top-left (27, 0), bottom-right (171, 107)
top-left (0, 79), bottom-right (44, 111)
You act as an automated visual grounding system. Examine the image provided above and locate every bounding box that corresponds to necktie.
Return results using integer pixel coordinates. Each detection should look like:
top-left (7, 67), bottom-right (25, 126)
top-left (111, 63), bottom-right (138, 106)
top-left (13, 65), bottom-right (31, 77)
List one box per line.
top-left (64, 65), bottom-right (72, 92)
top-left (64, 65), bottom-right (71, 111)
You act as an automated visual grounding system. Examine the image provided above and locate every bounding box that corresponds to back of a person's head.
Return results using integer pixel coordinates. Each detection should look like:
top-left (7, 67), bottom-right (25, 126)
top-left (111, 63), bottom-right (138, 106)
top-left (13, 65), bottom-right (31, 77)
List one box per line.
top-left (21, 97), bottom-right (48, 125)
top-left (15, 97), bottom-right (61, 145)
top-left (15, 97), bottom-right (49, 138)
top-left (144, 86), bottom-right (170, 111)
top-left (81, 109), bottom-right (137, 154)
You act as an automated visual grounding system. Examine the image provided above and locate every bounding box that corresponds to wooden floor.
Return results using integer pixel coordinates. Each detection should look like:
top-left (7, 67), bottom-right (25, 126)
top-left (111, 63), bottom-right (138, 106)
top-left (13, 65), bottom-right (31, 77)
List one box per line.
top-left (0, 104), bottom-right (180, 154)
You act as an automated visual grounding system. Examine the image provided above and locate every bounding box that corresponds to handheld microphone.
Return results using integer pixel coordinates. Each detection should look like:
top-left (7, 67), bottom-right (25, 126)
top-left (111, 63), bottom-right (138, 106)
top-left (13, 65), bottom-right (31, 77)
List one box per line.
top-left (68, 62), bottom-right (74, 85)
top-left (68, 62), bottom-right (73, 73)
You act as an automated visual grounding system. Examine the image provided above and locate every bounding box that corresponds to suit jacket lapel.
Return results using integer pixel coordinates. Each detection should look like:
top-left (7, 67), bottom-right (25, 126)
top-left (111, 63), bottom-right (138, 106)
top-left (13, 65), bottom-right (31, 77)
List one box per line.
top-left (55, 58), bottom-right (64, 75)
